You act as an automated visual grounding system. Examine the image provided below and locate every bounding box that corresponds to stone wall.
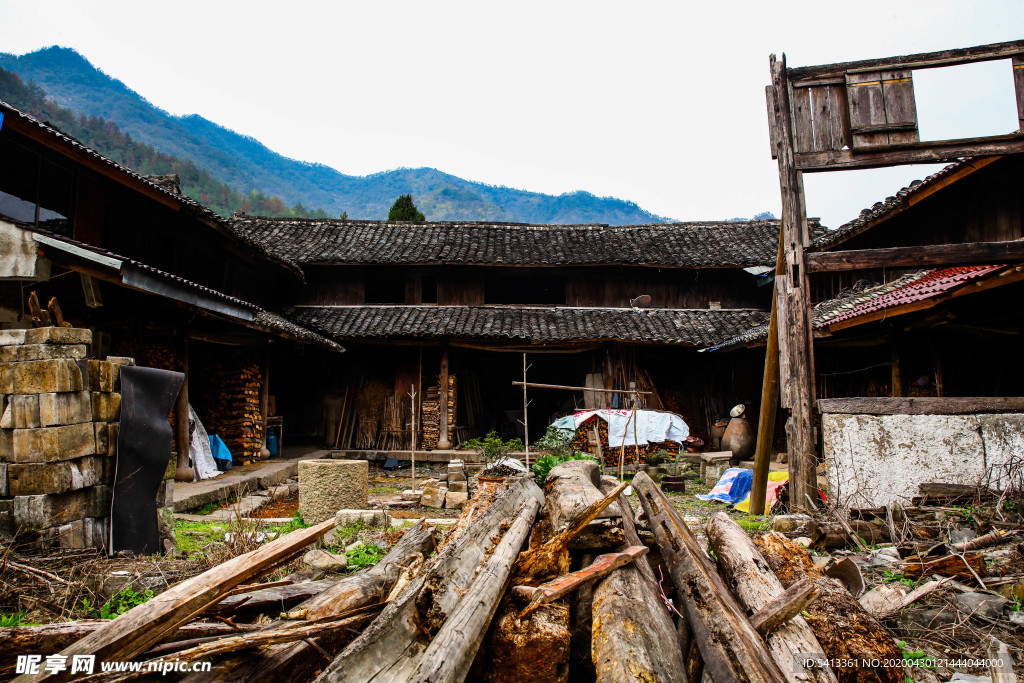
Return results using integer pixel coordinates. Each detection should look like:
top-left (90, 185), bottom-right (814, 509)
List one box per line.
top-left (822, 412), bottom-right (1024, 508)
top-left (0, 327), bottom-right (132, 550)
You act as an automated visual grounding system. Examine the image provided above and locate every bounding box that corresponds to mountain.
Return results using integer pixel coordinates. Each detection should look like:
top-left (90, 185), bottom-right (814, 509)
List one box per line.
top-left (0, 47), bottom-right (671, 224)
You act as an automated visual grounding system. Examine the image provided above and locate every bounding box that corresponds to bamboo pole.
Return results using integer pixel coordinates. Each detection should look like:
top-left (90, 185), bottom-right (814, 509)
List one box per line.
top-left (522, 352), bottom-right (530, 468)
top-left (409, 384), bottom-right (417, 490)
top-left (750, 233), bottom-right (784, 516)
top-left (512, 381), bottom-right (651, 395)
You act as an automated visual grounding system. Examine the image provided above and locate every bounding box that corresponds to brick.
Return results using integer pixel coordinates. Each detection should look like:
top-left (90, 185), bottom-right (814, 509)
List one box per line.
top-left (107, 423), bottom-right (118, 457)
top-left (10, 423), bottom-right (97, 463)
top-left (8, 359), bottom-right (84, 394)
top-left (0, 343), bottom-right (87, 362)
top-left (10, 394), bottom-right (41, 429)
top-left (37, 391), bottom-right (91, 427)
top-left (448, 480), bottom-right (468, 493)
top-left (0, 400), bottom-right (11, 429)
top-left (95, 423), bottom-right (107, 454)
top-left (0, 329), bottom-right (28, 346)
top-left (7, 457), bottom-right (111, 496)
top-left (24, 327), bottom-right (92, 345)
top-left (13, 485), bottom-right (111, 527)
top-left (92, 392), bottom-right (121, 422)
top-left (0, 429), bottom-right (11, 460)
top-left (88, 360), bottom-right (116, 392)
top-left (0, 463), bottom-right (7, 496)
top-left (0, 363), bottom-right (10, 394)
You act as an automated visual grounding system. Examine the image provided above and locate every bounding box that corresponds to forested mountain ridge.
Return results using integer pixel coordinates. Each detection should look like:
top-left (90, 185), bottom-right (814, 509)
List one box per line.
top-left (0, 46), bottom-right (672, 224)
top-left (0, 66), bottom-right (331, 218)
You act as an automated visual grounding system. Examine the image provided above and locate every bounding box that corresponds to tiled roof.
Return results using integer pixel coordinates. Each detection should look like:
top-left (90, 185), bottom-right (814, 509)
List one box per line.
top-left (811, 159), bottom-right (987, 250)
top-left (286, 306), bottom-right (769, 347)
top-left (0, 99), bottom-right (302, 278)
top-left (232, 216), bottom-right (824, 269)
top-left (29, 228), bottom-right (342, 351)
top-left (713, 265), bottom-right (1008, 348)
top-left (817, 265), bottom-right (1005, 326)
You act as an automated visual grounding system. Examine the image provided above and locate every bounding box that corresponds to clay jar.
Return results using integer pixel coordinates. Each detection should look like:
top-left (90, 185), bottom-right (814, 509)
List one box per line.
top-left (721, 404), bottom-right (755, 465)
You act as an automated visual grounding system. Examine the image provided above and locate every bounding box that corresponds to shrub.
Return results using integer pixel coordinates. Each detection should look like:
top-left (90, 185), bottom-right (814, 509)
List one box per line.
top-left (532, 451), bottom-right (600, 482)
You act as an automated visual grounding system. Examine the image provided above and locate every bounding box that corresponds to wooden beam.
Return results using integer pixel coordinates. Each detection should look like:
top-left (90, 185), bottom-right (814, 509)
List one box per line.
top-left (806, 240), bottom-right (1024, 273)
top-left (770, 53), bottom-right (819, 509)
top-left (749, 578), bottom-right (820, 636)
top-left (794, 134), bottom-right (1024, 172)
top-left (788, 39), bottom-right (1024, 82)
top-left (511, 381), bottom-right (651, 395)
top-left (750, 232), bottom-right (784, 516)
top-left (818, 396), bottom-right (1024, 415)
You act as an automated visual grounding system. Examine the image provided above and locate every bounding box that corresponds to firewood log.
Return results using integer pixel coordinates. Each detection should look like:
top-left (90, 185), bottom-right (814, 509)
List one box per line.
top-left (631, 472), bottom-right (785, 683)
top-left (754, 532), bottom-right (905, 683)
top-left (706, 512), bottom-right (837, 683)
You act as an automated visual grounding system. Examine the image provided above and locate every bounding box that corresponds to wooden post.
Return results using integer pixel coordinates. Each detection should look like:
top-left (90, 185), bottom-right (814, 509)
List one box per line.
top-left (437, 342), bottom-right (451, 450)
top-left (770, 54), bottom-right (818, 509)
top-left (259, 346), bottom-right (271, 454)
top-left (891, 339), bottom-right (903, 397)
top-left (175, 338), bottom-right (190, 473)
top-left (522, 352), bottom-right (530, 467)
top-left (750, 233), bottom-right (784, 516)
top-left (409, 384), bottom-right (417, 490)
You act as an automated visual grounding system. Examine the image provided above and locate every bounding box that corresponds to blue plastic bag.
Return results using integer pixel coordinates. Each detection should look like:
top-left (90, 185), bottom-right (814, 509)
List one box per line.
top-left (209, 435), bottom-right (234, 471)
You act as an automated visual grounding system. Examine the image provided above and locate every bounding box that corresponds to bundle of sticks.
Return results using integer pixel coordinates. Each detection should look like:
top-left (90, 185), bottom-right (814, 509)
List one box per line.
top-left (3, 463), bottom-right (916, 683)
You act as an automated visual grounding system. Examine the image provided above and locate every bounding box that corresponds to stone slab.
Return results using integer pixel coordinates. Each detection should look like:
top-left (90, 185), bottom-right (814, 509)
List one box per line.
top-left (1, 358), bottom-right (84, 394)
top-left (420, 486), bottom-right (446, 508)
top-left (24, 327), bottom-right (92, 345)
top-left (13, 485), bottom-right (111, 527)
top-left (448, 481), bottom-right (467, 493)
top-left (0, 344), bottom-right (87, 363)
top-left (445, 491), bottom-right (468, 509)
top-left (9, 394), bottom-right (40, 429)
top-left (7, 456), bottom-right (111, 496)
top-left (0, 329), bottom-right (28, 346)
top-left (334, 509), bottom-right (391, 528)
top-left (37, 391), bottom-right (92, 427)
top-left (0, 463), bottom-right (7, 497)
top-left (298, 459), bottom-right (369, 524)
top-left (91, 392), bottom-right (121, 422)
top-left (11, 422), bottom-right (97, 463)
top-left (88, 360), bottom-right (120, 392)
top-left (155, 479), bottom-right (174, 508)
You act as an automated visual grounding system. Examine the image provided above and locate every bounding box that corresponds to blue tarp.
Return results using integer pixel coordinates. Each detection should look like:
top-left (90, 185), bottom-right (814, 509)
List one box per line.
top-left (697, 467), bottom-right (753, 504)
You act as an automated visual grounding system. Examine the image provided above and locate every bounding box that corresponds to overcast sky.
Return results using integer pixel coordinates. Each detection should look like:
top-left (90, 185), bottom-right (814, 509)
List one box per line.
top-left (1, 1), bottom-right (1022, 228)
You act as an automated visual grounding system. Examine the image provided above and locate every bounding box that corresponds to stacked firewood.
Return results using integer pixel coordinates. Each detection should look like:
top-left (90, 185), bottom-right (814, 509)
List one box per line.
top-left (420, 374), bottom-right (456, 450)
top-left (193, 351), bottom-right (263, 463)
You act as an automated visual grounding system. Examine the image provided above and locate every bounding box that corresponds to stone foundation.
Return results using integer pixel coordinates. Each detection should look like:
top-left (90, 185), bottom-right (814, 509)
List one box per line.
top-left (0, 328), bottom-right (133, 550)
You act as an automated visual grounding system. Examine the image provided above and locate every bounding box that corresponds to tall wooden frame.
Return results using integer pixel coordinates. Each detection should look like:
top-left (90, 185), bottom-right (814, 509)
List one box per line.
top-left (757, 39), bottom-right (1024, 510)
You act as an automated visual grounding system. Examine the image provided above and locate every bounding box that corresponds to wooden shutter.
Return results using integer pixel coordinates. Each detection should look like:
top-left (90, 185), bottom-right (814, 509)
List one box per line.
top-left (845, 69), bottom-right (919, 148)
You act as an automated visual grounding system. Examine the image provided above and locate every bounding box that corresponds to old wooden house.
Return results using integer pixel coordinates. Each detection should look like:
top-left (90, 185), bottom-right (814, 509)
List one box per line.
top-left (230, 216), bottom-right (807, 452)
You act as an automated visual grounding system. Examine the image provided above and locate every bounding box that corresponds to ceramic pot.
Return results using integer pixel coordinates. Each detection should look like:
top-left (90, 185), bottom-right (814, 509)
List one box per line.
top-left (721, 414), bottom-right (755, 465)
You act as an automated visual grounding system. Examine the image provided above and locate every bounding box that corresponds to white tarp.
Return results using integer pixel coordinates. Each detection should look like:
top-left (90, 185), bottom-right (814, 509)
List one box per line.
top-left (551, 409), bottom-right (689, 447)
top-left (189, 405), bottom-right (220, 481)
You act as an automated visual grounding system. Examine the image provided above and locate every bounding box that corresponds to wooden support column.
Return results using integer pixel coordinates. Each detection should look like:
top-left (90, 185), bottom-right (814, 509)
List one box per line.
top-left (259, 346), bottom-right (271, 452)
top-left (750, 233), bottom-right (784, 516)
top-left (890, 339), bottom-right (904, 397)
top-left (769, 54), bottom-right (818, 509)
top-left (437, 341), bottom-right (451, 450)
top-left (174, 338), bottom-right (192, 481)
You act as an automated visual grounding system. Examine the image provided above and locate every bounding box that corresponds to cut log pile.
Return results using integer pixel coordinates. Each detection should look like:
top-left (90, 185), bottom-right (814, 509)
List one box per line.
top-left (8, 469), bottom-right (1017, 682)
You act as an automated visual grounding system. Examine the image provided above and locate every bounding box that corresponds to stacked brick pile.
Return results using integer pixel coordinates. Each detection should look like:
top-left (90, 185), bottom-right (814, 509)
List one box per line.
top-left (0, 327), bottom-right (131, 550)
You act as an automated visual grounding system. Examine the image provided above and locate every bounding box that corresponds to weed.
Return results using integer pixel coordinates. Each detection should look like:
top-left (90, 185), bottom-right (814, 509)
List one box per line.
top-left (0, 611), bottom-right (27, 627)
top-left (292, 511), bottom-right (309, 529)
top-left (739, 516), bottom-right (770, 533)
top-left (1010, 596), bottom-right (1022, 612)
top-left (174, 519), bottom-right (228, 555)
top-left (883, 570), bottom-right (914, 589)
top-left (335, 520), bottom-right (370, 544)
top-left (346, 543), bottom-right (385, 571)
top-left (370, 486), bottom-right (400, 495)
top-left (92, 586), bottom-right (154, 620)
top-left (532, 452), bottom-right (600, 482)
top-left (192, 501), bottom-right (221, 515)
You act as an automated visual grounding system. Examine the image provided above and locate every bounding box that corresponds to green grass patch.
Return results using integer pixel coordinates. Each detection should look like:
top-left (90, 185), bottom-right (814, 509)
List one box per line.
top-left (191, 501), bottom-right (221, 515)
top-left (82, 586), bottom-right (154, 620)
top-left (174, 519), bottom-right (228, 554)
top-left (739, 516), bottom-right (771, 533)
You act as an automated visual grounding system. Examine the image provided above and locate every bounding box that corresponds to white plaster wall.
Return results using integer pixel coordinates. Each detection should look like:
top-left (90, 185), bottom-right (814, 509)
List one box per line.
top-left (822, 412), bottom-right (1024, 507)
top-left (0, 220), bottom-right (49, 280)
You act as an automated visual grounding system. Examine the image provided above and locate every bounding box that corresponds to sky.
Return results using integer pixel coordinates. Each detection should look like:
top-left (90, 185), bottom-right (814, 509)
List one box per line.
top-left (0, 0), bottom-right (1022, 228)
